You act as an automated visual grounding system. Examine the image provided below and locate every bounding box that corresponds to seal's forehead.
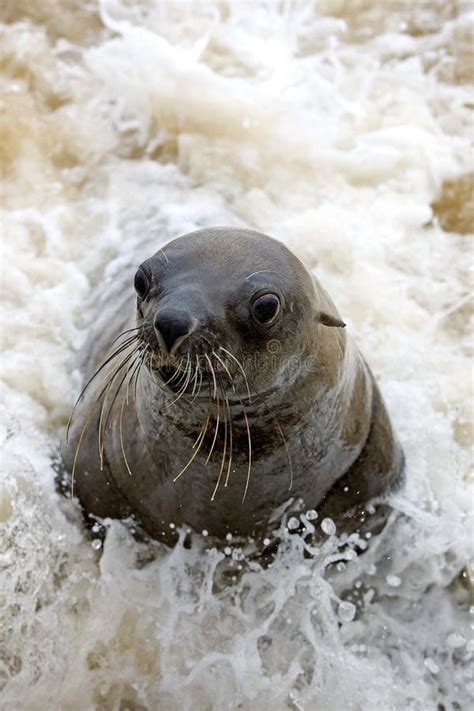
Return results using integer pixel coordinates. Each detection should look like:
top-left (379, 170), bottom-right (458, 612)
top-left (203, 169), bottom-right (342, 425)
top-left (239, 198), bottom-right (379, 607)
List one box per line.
top-left (155, 227), bottom-right (302, 280)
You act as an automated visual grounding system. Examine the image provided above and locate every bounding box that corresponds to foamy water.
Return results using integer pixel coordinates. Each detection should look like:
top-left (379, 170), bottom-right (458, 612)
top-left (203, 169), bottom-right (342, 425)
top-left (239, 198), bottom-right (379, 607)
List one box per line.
top-left (1, 1), bottom-right (473, 709)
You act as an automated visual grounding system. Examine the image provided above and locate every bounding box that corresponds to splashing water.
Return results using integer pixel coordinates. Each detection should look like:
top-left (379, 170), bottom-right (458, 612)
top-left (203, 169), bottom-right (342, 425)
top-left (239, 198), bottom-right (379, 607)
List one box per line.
top-left (1, 1), bottom-right (473, 709)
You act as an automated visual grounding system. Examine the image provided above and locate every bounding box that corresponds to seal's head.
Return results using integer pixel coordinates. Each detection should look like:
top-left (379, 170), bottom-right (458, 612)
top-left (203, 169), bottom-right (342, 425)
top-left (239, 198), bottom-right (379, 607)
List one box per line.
top-left (135, 227), bottom-right (344, 399)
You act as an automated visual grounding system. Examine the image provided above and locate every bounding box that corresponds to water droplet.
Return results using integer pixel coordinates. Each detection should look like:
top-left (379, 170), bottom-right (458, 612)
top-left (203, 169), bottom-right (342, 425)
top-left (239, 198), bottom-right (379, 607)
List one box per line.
top-left (287, 517), bottom-right (300, 531)
top-left (343, 486), bottom-right (349, 492)
top-left (338, 601), bottom-right (356, 622)
top-left (424, 658), bottom-right (439, 675)
top-left (91, 539), bottom-right (102, 550)
top-left (226, 532), bottom-right (233, 541)
top-left (321, 518), bottom-right (336, 536)
top-left (305, 509), bottom-right (318, 521)
top-left (202, 529), bottom-right (208, 537)
top-left (336, 562), bottom-right (346, 572)
top-left (364, 589), bottom-right (375, 604)
top-left (224, 547), bottom-right (232, 556)
top-left (169, 522), bottom-right (176, 529)
top-left (263, 538), bottom-right (271, 546)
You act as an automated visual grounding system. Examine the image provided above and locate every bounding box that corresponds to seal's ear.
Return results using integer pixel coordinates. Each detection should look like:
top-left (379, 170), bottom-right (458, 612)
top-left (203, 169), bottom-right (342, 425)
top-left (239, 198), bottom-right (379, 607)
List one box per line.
top-left (318, 311), bottom-right (346, 328)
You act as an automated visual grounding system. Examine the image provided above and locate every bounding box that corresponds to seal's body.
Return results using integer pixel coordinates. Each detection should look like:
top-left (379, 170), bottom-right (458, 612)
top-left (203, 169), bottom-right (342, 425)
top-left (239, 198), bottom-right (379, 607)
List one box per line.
top-left (64, 228), bottom-right (404, 543)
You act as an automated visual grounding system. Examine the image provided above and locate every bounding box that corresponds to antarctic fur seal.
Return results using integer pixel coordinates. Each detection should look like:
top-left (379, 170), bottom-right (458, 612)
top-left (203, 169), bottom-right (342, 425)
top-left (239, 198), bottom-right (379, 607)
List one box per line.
top-left (63, 227), bottom-right (404, 544)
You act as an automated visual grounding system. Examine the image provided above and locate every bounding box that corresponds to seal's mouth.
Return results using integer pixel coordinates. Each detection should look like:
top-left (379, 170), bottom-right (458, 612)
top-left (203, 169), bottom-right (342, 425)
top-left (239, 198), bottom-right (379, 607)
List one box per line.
top-left (139, 329), bottom-right (245, 400)
top-left (157, 362), bottom-right (219, 397)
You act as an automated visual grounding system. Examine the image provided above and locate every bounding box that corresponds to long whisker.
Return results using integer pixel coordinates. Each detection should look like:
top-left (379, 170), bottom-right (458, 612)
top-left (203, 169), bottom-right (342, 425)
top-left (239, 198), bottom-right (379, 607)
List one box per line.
top-left (110, 326), bottom-right (141, 347)
top-left (212, 350), bottom-right (236, 392)
top-left (211, 376), bottom-right (228, 501)
top-left (119, 350), bottom-right (149, 478)
top-left (218, 346), bottom-right (251, 402)
top-left (205, 389), bottom-right (220, 465)
top-left (69, 344), bottom-right (139, 496)
top-left (66, 334), bottom-right (139, 442)
top-left (165, 354), bottom-right (192, 407)
top-left (132, 351), bottom-right (147, 435)
top-left (193, 403), bottom-right (211, 450)
top-left (163, 362), bottom-right (186, 387)
top-left (173, 400), bottom-right (211, 482)
top-left (240, 401), bottom-right (252, 503)
top-left (134, 345), bottom-right (148, 405)
top-left (98, 347), bottom-right (142, 468)
top-left (191, 357), bottom-right (204, 403)
top-left (190, 355), bottom-right (200, 396)
top-left (119, 397), bottom-right (133, 476)
top-left (204, 354), bottom-right (217, 400)
top-left (224, 388), bottom-right (234, 488)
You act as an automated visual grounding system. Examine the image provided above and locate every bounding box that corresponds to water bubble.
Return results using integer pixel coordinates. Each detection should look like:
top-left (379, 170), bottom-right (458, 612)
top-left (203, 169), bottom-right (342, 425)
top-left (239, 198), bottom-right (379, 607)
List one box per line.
top-left (305, 509), bottom-right (318, 521)
top-left (336, 562), bottom-right (346, 572)
top-left (287, 517), bottom-right (300, 531)
top-left (202, 529), bottom-right (208, 537)
top-left (386, 575), bottom-right (401, 587)
top-left (263, 538), bottom-right (271, 546)
top-left (91, 539), bottom-right (102, 550)
top-left (321, 518), bottom-right (336, 535)
top-left (343, 486), bottom-right (349, 492)
top-left (338, 601), bottom-right (356, 622)
top-left (224, 547), bottom-right (232, 556)
top-left (226, 533), bottom-right (233, 541)
top-left (169, 522), bottom-right (176, 529)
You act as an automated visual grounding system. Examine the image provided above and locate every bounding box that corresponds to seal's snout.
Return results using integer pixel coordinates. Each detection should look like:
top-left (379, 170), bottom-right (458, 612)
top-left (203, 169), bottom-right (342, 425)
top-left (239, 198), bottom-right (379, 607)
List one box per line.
top-left (154, 309), bottom-right (194, 355)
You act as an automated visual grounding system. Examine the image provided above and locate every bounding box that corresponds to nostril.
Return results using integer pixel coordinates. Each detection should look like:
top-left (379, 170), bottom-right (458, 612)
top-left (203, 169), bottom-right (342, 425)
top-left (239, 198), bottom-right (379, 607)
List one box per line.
top-left (154, 310), bottom-right (193, 354)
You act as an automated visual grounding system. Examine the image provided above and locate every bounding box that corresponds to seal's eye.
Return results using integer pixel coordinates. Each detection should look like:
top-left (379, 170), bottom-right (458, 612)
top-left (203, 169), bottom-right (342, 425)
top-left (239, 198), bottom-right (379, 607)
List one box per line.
top-left (134, 267), bottom-right (150, 299)
top-left (251, 293), bottom-right (281, 325)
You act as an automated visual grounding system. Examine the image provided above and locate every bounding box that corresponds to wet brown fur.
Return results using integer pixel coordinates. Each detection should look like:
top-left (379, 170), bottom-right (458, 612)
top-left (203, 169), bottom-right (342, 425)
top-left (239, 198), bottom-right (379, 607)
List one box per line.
top-left (62, 227), bottom-right (405, 544)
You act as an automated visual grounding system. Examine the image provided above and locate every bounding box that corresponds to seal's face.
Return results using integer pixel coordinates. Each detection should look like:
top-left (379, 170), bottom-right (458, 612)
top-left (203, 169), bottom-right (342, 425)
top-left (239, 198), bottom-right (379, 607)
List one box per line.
top-left (134, 227), bottom-right (318, 400)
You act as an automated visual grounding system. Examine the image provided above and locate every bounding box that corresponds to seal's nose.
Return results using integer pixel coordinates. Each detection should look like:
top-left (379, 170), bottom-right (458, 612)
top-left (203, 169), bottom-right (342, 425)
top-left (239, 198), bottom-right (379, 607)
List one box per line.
top-left (154, 309), bottom-right (194, 354)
